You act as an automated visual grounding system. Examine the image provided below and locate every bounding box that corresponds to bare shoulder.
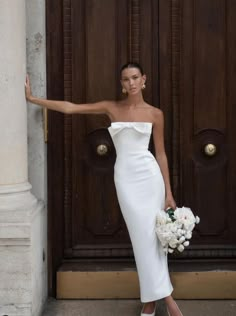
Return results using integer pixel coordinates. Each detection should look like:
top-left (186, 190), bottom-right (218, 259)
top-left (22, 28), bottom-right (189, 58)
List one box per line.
top-left (115, 99), bottom-right (127, 107)
top-left (152, 107), bottom-right (164, 119)
top-left (99, 100), bottom-right (117, 108)
top-left (102, 100), bottom-right (121, 119)
top-left (146, 104), bottom-right (164, 124)
top-left (95, 100), bottom-right (117, 114)
top-left (111, 99), bottom-right (130, 111)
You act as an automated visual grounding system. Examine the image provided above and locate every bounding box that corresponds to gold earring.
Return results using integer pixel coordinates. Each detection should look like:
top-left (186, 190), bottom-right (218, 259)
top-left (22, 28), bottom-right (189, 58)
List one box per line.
top-left (142, 83), bottom-right (146, 90)
top-left (122, 88), bottom-right (127, 94)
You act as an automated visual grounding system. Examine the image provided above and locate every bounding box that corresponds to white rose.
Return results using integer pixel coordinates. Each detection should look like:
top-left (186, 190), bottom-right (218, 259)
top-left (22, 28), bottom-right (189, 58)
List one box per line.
top-left (156, 211), bottom-right (169, 225)
top-left (185, 231), bottom-right (192, 239)
top-left (169, 239), bottom-right (178, 248)
top-left (168, 248), bottom-right (174, 253)
top-left (177, 244), bottom-right (185, 252)
top-left (175, 207), bottom-right (196, 229)
top-left (183, 241), bottom-right (190, 247)
top-left (195, 216), bottom-right (200, 224)
top-left (177, 229), bottom-right (182, 237)
top-left (184, 223), bottom-right (195, 231)
top-left (171, 225), bottom-right (178, 233)
top-left (179, 236), bottom-right (185, 243)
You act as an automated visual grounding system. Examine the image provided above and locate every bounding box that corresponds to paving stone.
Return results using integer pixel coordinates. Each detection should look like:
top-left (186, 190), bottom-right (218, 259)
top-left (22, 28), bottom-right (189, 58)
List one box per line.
top-left (42, 298), bottom-right (236, 316)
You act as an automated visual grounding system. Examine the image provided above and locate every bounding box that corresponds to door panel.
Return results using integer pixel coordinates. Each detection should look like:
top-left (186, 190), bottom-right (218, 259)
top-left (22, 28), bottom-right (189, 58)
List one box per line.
top-left (180, 0), bottom-right (236, 253)
top-left (70, 0), bottom-right (130, 258)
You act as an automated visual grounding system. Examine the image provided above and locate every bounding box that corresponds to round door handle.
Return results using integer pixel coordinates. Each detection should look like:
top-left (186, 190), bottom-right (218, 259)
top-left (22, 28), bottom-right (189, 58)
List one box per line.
top-left (204, 143), bottom-right (217, 156)
top-left (96, 144), bottom-right (108, 156)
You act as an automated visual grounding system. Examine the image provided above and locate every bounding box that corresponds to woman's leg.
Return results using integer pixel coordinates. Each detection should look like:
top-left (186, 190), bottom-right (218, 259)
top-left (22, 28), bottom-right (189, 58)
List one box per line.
top-left (141, 301), bottom-right (156, 314)
top-left (142, 301), bottom-right (156, 314)
top-left (141, 296), bottom-right (183, 315)
top-left (164, 296), bottom-right (183, 316)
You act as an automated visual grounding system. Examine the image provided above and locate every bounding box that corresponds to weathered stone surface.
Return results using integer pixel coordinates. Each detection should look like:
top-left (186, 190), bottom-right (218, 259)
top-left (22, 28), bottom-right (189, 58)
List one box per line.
top-left (0, 200), bottom-right (45, 316)
top-left (0, 0), bottom-right (27, 185)
top-left (43, 299), bottom-right (236, 316)
top-left (0, 304), bottom-right (31, 316)
top-left (26, 0), bottom-right (47, 202)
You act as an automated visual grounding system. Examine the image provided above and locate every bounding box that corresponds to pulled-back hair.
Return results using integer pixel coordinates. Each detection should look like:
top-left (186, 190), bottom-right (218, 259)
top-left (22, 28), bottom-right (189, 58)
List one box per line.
top-left (120, 62), bottom-right (144, 76)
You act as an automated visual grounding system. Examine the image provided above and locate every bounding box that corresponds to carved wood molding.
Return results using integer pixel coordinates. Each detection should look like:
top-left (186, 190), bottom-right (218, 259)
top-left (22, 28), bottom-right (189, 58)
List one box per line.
top-left (129, 0), bottom-right (140, 62)
top-left (63, 0), bottom-right (72, 251)
top-left (170, 245), bottom-right (236, 259)
top-left (171, 0), bottom-right (181, 201)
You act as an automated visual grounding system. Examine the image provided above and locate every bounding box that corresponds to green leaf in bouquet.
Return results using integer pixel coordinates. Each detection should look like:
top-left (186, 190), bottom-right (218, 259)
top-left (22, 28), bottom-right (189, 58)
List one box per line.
top-left (166, 208), bottom-right (176, 222)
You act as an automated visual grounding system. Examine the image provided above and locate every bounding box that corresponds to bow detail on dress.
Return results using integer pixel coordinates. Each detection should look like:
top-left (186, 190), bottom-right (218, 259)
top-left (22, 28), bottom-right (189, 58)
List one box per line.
top-left (108, 122), bottom-right (152, 137)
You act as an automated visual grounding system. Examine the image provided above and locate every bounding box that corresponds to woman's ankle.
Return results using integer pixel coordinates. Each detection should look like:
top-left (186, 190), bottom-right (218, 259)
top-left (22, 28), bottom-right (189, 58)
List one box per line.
top-left (164, 295), bottom-right (174, 304)
top-left (142, 301), bottom-right (156, 313)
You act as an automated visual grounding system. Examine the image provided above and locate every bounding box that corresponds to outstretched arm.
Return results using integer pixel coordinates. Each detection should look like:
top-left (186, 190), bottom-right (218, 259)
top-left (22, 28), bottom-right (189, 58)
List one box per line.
top-left (25, 75), bottom-right (112, 115)
top-left (152, 109), bottom-right (176, 210)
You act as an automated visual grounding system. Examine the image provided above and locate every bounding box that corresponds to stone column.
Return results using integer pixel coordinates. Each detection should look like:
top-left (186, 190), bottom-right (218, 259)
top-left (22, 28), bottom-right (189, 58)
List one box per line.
top-left (0, 1), bottom-right (46, 315)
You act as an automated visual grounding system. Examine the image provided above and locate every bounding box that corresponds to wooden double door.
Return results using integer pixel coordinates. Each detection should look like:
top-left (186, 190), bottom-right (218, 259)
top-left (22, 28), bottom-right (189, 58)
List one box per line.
top-left (47, 0), bottom-right (236, 295)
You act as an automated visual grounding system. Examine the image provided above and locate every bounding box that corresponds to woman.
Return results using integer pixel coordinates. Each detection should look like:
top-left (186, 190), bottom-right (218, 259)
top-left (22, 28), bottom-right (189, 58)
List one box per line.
top-left (25, 62), bottom-right (183, 316)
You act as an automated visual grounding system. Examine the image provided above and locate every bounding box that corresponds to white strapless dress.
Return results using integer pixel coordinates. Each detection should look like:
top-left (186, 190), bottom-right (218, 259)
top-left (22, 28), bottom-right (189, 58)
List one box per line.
top-left (108, 122), bottom-right (173, 302)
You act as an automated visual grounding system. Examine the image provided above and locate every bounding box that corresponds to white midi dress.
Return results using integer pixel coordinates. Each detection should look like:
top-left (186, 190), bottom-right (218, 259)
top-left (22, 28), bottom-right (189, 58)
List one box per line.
top-left (108, 122), bottom-right (173, 302)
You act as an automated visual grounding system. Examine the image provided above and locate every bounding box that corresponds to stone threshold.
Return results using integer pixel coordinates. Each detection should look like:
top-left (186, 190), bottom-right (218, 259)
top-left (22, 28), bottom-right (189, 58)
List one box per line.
top-left (57, 263), bottom-right (236, 299)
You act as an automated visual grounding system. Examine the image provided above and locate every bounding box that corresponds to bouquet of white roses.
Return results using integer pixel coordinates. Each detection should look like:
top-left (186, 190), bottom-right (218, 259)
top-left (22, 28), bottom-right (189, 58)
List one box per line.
top-left (155, 206), bottom-right (200, 254)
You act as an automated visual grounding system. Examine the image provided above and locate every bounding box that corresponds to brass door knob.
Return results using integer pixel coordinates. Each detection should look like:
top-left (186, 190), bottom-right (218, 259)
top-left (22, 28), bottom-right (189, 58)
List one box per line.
top-left (204, 143), bottom-right (217, 156)
top-left (96, 144), bottom-right (108, 156)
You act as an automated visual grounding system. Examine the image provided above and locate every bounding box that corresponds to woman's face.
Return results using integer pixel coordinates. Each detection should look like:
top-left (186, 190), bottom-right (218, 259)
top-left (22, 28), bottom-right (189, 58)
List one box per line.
top-left (120, 67), bottom-right (146, 95)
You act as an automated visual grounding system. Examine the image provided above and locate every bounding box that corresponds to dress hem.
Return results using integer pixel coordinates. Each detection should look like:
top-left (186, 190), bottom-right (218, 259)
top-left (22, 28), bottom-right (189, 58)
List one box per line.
top-left (141, 288), bottom-right (173, 303)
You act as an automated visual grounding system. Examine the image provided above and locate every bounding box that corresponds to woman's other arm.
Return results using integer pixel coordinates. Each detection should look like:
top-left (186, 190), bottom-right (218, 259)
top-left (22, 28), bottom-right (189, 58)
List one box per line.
top-left (152, 108), bottom-right (176, 210)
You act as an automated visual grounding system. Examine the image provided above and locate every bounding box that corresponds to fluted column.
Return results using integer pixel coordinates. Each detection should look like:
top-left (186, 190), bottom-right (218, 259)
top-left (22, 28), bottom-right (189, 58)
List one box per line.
top-left (0, 1), bottom-right (45, 315)
top-left (0, 0), bottom-right (35, 208)
top-left (0, 0), bottom-right (28, 186)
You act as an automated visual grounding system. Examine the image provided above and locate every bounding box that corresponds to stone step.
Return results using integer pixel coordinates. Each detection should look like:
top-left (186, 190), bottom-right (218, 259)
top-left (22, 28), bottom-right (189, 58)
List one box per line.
top-left (57, 263), bottom-right (236, 299)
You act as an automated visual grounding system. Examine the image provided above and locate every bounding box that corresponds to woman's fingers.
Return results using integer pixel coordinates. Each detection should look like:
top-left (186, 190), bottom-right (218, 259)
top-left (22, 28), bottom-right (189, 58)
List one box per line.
top-left (25, 74), bottom-right (31, 100)
top-left (25, 74), bottom-right (29, 86)
top-left (165, 198), bottom-right (177, 211)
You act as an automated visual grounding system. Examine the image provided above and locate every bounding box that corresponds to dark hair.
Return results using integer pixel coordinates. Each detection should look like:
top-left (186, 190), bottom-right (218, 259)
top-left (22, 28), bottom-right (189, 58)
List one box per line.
top-left (120, 62), bottom-right (144, 76)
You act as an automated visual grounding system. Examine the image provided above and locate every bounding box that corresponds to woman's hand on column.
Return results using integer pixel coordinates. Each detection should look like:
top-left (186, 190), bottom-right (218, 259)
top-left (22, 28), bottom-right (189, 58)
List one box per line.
top-left (25, 74), bottom-right (32, 101)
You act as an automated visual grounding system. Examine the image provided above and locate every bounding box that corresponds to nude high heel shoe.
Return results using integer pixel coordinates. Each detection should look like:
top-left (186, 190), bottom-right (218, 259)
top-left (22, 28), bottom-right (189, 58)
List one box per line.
top-left (167, 301), bottom-right (183, 316)
top-left (141, 303), bottom-right (157, 316)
